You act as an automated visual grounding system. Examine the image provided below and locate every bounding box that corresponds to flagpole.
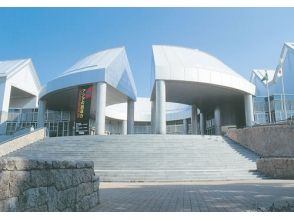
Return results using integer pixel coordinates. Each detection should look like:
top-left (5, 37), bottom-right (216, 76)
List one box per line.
top-left (265, 71), bottom-right (272, 124)
top-left (281, 68), bottom-right (288, 120)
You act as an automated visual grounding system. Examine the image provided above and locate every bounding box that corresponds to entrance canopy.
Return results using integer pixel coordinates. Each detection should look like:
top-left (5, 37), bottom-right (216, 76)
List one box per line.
top-left (39, 47), bottom-right (137, 111)
top-left (151, 45), bottom-right (255, 108)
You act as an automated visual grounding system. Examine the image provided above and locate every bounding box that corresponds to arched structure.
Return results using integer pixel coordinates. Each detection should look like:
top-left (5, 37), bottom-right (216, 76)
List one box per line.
top-left (151, 45), bottom-right (256, 134)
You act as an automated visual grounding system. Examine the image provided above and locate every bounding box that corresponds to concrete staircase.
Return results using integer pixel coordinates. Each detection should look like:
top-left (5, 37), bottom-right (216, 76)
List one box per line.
top-left (3, 135), bottom-right (263, 181)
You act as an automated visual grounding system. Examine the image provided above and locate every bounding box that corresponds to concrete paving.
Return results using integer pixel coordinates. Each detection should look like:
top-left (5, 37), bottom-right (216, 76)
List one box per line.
top-left (92, 180), bottom-right (294, 212)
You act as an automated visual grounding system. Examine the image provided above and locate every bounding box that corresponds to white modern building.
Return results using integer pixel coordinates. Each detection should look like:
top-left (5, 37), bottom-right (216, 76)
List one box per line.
top-left (38, 47), bottom-right (137, 136)
top-left (0, 59), bottom-right (40, 135)
top-left (0, 45), bottom-right (261, 137)
top-left (250, 42), bottom-right (294, 124)
top-left (151, 45), bottom-right (255, 135)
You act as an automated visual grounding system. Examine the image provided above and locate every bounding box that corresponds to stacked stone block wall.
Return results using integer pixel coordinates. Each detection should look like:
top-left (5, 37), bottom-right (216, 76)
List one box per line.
top-left (226, 125), bottom-right (294, 157)
top-left (0, 158), bottom-right (100, 211)
top-left (226, 125), bottom-right (294, 179)
top-left (257, 158), bottom-right (294, 179)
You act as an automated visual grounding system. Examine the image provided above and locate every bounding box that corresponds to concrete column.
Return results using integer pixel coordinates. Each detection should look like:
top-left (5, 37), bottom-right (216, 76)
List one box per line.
top-left (183, 118), bottom-right (188, 134)
top-left (200, 112), bottom-right (205, 135)
top-left (0, 81), bottom-right (11, 124)
top-left (122, 120), bottom-right (127, 135)
top-left (37, 100), bottom-right (46, 128)
top-left (95, 82), bottom-right (106, 135)
top-left (244, 94), bottom-right (254, 127)
top-left (214, 106), bottom-right (221, 135)
top-left (127, 99), bottom-right (135, 134)
top-left (155, 80), bottom-right (166, 134)
top-left (191, 105), bottom-right (198, 134)
top-left (151, 100), bottom-right (156, 134)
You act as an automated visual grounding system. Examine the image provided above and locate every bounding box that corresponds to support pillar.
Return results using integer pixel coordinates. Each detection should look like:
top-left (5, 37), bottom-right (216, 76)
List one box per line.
top-left (200, 112), bottom-right (205, 135)
top-left (37, 100), bottom-right (46, 128)
top-left (127, 99), bottom-right (135, 134)
top-left (95, 82), bottom-right (106, 135)
top-left (183, 118), bottom-right (188, 134)
top-left (0, 82), bottom-right (11, 124)
top-left (244, 94), bottom-right (254, 127)
top-left (155, 80), bottom-right (166, 134)
top-left (214, 106), bottom-right (221, 135)
top-left (122, 120), bottom-right (127, 135)
top-left (151, 100), bottom-right (156, 134)
top-left (191, 105), bottom-right (198, 134)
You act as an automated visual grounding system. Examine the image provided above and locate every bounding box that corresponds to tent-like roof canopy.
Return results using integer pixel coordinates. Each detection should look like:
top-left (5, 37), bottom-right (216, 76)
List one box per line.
top-left (40, 47), bottom-right (137, 103)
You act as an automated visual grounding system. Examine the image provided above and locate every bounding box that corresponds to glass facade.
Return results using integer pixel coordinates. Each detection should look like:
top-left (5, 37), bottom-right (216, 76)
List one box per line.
top-left (253, 94), bottom-right (294, 124)
top-left (4, 108), bottom-right (71, 136)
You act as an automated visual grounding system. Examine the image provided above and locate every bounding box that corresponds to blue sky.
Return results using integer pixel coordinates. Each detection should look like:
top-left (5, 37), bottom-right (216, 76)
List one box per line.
top-left (0, 8), bottom-right (293, 97)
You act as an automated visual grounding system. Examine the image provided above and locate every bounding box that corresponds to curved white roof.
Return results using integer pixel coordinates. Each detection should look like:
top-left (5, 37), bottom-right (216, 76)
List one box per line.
top-left (152, 45), bottom-right (255, 95)
top-left (40, 47), bottom-right (137, 101)
top-left (106, 97), bottom-right (191, 122)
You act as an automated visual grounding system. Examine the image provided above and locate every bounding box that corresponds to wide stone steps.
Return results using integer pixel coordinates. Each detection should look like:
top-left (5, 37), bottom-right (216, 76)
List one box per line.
top-left (94, 170), bottom-right (262, 181)
top-left (3, 135), bottom-right (263, 181)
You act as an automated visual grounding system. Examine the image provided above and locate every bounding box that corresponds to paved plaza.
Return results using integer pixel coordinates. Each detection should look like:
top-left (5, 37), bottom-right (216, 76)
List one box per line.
top-left (92, 180), bottom-right (294, 212)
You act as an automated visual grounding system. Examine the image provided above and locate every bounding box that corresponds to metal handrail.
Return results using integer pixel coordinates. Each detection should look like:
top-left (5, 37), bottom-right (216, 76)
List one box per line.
top-left (0, 127), bottom-right (46, 145)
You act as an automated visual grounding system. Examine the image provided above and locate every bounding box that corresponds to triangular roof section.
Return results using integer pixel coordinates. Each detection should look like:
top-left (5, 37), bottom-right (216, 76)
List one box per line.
top-left (105, 48), bottom-right (137, 101)
top-left (251, 69), bottom-right (276, 86)
top-left (0, 58), bottom-right (41, 91)
top-left (0, 59), bottom-right (27, 76)
top-left (48, 47), bottom-right (137, 101)
top-left (62, 47), bottom-right (125, 76)
top-left (274, 42), bottom-right (294, 81)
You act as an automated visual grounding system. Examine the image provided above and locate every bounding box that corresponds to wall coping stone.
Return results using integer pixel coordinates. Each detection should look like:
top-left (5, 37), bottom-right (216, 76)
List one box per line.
top-left (0, 158), bottom-right (94, 171)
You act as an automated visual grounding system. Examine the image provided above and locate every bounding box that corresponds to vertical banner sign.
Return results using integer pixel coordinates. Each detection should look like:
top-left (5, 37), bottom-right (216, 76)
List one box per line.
top-left (75, 85), bottom-right (93, 135)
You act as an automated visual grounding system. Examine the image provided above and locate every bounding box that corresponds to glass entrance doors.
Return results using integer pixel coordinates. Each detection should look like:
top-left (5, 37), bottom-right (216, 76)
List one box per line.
top-left (45, 121), bottom-right (69, 137)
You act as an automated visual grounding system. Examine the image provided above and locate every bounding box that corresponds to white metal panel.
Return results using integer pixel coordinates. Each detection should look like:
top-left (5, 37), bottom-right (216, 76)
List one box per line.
top-left (8, 64), bottom-right (39, 96)
top-left (155, 66), bottom-right (170, 80)
top-left (184, 67), bottom-right (198, 82)
top-left (105, 49), bottom-right (137, 100)
top-left (210, 71), bottom-right (222, 85)
top-left (0, 60), bottom-right (27, 76)
top-left (197, 69), bottom-right (211, 84)
top-left (170, 64), bottom-right (185, 81)
top-left (63, 48), bottom-right (123, 75)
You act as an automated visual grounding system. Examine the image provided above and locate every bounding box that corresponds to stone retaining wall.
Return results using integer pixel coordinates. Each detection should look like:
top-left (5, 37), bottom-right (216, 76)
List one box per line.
top-left (0, 128), bottom-right (46, 157)
top-left (257, 158), bottom-right (294, 179)
top-left (0, 158), bottom-right (100, 211)
top-left (226, 125), bottom-right (294, 157)
top-left (226, 125), bottom-right (294, 179)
